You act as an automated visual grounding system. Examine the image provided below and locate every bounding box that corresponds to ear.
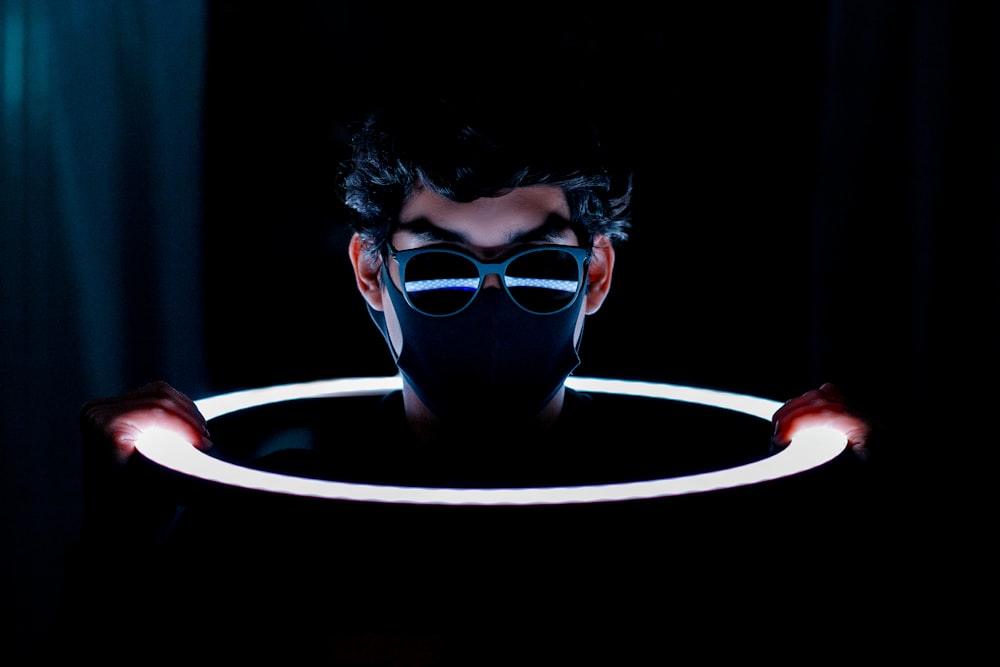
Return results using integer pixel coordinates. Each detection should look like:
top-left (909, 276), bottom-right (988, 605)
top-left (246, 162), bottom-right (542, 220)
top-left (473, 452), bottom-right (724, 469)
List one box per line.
top-left (348, 233), bottom-right (385, 311)
top-left (584, 234), bottom-right (615, 315)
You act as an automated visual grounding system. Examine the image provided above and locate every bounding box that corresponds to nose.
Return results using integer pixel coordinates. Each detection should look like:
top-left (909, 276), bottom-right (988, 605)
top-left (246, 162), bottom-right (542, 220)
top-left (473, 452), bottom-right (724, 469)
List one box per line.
top-left (482, 272), bottom-right (503, 289)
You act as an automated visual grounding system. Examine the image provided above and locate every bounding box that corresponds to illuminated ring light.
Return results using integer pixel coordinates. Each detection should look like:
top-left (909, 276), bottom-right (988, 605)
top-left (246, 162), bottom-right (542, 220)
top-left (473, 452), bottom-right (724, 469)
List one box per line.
top-left (134, 375), bottom-right (848, 506)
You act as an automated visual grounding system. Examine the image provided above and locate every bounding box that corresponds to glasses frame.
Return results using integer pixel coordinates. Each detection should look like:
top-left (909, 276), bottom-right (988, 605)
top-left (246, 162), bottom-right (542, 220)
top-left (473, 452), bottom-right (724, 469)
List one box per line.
top-left (383, 243), bottom-right (592, 317)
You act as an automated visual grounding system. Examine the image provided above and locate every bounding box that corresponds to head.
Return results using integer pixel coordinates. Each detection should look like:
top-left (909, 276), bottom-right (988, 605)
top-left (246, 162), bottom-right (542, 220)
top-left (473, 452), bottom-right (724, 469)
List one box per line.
top-left (340, 88), bottom-right (632, 436)
top-left (341, 90), bottom-right (631, 253)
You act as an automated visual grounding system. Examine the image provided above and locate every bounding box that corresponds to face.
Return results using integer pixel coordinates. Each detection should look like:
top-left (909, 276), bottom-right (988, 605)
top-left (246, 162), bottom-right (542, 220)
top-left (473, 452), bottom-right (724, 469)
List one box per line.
top-left (348, 182), bottom-right (615, 426)
top-left (383, 184), bottom-right (580, 349)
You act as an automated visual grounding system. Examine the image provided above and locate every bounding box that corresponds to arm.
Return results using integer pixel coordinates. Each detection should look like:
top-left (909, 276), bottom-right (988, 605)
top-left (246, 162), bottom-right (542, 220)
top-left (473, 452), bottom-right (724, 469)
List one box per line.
top-left (77, 380), bottom-right (213, 547)
top-left (52, 382), bottom-right (214, 649)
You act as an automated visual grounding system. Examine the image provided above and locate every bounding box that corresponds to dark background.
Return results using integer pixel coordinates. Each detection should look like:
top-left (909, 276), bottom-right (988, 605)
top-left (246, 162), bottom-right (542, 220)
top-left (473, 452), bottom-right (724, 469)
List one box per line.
top-left (2, 0), bottom-right (995, 656)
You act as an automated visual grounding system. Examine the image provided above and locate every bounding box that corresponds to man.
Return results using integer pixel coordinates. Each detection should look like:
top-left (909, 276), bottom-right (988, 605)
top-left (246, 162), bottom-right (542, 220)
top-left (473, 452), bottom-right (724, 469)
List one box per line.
top-left (81, 90), bottom-right (869, 468)
top-left (63, 87), bottom-right (872, 662)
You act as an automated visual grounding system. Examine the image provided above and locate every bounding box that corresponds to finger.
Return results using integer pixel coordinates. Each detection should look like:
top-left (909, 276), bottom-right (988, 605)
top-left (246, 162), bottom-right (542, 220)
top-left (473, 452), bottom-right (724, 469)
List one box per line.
top-left (83, 382), bottom-right (210, 437)
top-left (80, 385), bottom-right (212, 464)
top-left (86, 406), bottom-right (211, 464)
top-left (82, 395), bottom-right (206, 439)
top-left (772, 408), bottom-right (871, 453)
top-left (771, 386), bottom-right (850, 438)
top-left (771, 400), bottom-right (826, 445)
top-left (771, 403), bottom-right (839, 447)
top-left (129, 381), bottom-right (209, 433)
top-left (817, 382), bottom-right (844, 401)
top-left (84, 381), bottom-right (201, 421)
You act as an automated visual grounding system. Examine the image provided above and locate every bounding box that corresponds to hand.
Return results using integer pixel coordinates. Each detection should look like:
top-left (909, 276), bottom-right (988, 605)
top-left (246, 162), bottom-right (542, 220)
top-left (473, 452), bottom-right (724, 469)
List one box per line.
top-left (771, 383), bottom-right (871, 460)
top-left (79, 381), bottom-right (213, 542)
top-left (80, 380), bottom-right (212, 468)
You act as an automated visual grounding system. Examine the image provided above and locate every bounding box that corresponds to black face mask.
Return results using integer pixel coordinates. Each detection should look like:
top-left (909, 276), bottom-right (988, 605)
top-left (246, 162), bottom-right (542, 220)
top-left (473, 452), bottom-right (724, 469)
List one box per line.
top-left (368, 266), bottom-right (585, 427)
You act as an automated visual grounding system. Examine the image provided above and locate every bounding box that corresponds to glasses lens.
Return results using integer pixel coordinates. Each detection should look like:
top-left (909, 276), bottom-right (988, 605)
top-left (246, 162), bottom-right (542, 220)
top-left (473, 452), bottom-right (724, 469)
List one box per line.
top-left (403, 250), bottom-right (480, 315)
top-left (505, 249), bottom-right (583, 314)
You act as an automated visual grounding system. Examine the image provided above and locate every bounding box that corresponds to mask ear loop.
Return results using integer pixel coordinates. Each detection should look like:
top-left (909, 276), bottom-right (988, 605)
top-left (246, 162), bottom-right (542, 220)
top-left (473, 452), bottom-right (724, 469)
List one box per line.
top-left (572, 221), bottom-right (595, 295)
top-left (380, 243), bottom-right (432, 316)
top-left (365, 260), bottom-right (410, 362)
top-left (377, 242), bottom-right (395, 292)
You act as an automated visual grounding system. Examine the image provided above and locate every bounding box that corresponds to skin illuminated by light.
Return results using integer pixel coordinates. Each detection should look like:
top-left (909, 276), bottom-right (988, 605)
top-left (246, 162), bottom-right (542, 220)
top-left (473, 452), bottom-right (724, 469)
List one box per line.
top-left (133, 376), bottom-right (848, 505)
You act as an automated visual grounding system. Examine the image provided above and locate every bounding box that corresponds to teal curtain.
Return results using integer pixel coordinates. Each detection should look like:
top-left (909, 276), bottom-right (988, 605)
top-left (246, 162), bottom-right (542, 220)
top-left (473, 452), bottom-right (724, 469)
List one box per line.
top-left (1, 0), bottom-right (206, 649)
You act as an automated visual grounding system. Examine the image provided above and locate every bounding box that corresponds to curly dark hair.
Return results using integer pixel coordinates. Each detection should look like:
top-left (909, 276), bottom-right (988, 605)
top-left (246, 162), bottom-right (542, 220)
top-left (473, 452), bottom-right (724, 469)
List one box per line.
top-left (338, 88), bottom-right (632, 258)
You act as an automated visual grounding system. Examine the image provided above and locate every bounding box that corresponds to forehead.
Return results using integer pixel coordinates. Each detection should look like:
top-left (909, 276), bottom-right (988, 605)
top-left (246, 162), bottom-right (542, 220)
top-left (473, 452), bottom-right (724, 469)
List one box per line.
top-left (395, 185), bottom-right (573, 251)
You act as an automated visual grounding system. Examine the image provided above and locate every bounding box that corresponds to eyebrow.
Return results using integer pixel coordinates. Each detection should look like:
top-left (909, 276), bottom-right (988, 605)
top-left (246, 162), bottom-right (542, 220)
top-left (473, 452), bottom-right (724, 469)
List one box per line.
top-left (396, 214), bottom-right (575, 245)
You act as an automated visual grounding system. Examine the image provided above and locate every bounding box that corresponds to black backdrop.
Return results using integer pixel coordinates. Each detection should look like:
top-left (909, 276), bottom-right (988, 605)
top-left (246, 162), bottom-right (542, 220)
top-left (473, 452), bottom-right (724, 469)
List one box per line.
top-left (201, 0), bottom-right (996, 477)
top-left (2, 0), bottom-right (995, 656)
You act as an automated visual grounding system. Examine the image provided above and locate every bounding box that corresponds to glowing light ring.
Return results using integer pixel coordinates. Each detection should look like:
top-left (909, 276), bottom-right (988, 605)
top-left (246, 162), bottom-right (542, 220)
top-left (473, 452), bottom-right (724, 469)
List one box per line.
top-left (134, 375), bottom-right (848, 506)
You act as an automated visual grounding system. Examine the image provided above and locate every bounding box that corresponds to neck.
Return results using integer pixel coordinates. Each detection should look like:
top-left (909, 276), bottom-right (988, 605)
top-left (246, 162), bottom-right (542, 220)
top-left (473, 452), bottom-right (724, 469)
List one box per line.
top-left (401, 383), bottom-right (566, 446)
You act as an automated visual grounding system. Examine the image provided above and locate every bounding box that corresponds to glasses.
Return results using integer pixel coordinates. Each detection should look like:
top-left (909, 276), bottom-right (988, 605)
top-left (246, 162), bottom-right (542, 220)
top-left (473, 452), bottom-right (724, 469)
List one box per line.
top-left (384, 244), bottom-right (591, 317)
